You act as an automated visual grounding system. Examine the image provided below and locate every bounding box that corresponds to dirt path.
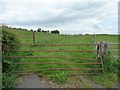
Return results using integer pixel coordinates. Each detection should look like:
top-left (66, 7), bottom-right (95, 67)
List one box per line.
top-left (15, 74), bottom-right (118, 88)
top-left (15, 74), bottom-right (52, 88)
top-left (15, 74), bottom-right (104, 88)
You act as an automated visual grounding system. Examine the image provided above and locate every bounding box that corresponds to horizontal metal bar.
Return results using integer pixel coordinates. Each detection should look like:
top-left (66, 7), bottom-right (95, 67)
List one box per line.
top-left (54, 57), bottom-right (97, 60)
top-left (109, 56), bottom-right (120, 58)
top-left (12, 68), bottom-right (103, 72)
top-left (3, 56), bottom-right (96, 60)
top-left (12, 70), bottom-right (40, 73)
top-left (4, 56), bottom-right (53, 58)
top-left (48, 68), bottom-right (103, 70)
top-left (2, 50), bottom-right (99, 52)
top-left (9, 43), bottom-right (98, 46)
top-left (109, 43), bottom-right (120, 45)
top-left (15, 73), bottom-right (103, 76)
top-left (9, 62), bottom-right (101, 65)
top-left (68, 73), bottom-right (103, 76)
top-left (108, 50), bottom-right (120, 52)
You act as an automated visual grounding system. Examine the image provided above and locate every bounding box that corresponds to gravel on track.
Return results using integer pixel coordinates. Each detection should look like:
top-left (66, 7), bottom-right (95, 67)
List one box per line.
top-left (15, 74), bottom-right (52, 88)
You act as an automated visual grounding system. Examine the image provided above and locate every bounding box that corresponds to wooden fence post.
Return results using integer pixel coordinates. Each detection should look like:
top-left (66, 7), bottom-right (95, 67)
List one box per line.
top-left (97, 42), bottom-right (109, 58)
top-left (93, 33), bottom-right (96, 44)
top-left (96, 42), bottom-right (104, 74)
top-left (104, 42), bottom-right (109, 56)
top-left (33, 31), bottom-right (35, 44)
top-left (97, 42), bottom-right (109, 75)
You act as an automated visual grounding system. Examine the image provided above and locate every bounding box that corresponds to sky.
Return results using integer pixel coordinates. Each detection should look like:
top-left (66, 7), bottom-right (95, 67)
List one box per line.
top-left (0, 0), bottom-right (119, 34)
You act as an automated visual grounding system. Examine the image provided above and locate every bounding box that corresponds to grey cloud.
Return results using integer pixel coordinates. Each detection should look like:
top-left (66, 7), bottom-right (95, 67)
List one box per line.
top-left (1, 1), bottom-right (117, 34)
top-left (9, 2), bottom-right (106, 28)
top-left (65, 2), bottom-right (105, 11)
top-left (0, 1), bottom-right (6, 13)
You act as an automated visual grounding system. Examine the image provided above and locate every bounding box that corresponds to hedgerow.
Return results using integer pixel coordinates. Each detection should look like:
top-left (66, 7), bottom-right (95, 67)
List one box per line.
top-left (2, 29), bottom-right (20, 88)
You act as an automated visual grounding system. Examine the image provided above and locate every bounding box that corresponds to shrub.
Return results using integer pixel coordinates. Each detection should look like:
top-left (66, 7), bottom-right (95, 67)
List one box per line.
top-left (23, 51), bottom-right (34, 56)
top-left (103, 56), bottom-right (120, 74)
top-left (31, 29), bottom-right (33, 31)
top-left (2, 30), bottom-right (20, 88)
top-left (2, 30), bottom-right (20, 73)
top-left (37, 28), bottom-right (41, 32)
top-left (2, 73), bottom-right (17, 88)
top-left (2, 30), bottom-right (19, 51)
top-left (49, 71), bottom-right (68, 84)
top-left (51, 30), bottom-right (60, 34)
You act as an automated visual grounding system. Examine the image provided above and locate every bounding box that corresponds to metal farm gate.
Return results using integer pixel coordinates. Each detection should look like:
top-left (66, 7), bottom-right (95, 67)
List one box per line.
top-left (3, 43), bottom-right (104, 76)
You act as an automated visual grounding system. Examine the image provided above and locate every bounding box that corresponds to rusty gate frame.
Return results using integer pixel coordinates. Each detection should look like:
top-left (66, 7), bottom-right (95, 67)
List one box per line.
top-left (3, 43), bottom-right (104, 76)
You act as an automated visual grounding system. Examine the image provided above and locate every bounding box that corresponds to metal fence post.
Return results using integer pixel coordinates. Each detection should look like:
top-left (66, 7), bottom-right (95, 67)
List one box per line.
top-left (52, 44), bottom-right (54, 69)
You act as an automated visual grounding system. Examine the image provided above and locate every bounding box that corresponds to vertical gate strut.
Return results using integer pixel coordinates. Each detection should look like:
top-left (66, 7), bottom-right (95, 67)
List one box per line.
top-left (52, 44), bottom-right (54, 69)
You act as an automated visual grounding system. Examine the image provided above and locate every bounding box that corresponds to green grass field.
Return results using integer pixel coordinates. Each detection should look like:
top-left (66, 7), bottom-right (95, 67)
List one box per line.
top-left (2, 26), bottom-right (119, 88)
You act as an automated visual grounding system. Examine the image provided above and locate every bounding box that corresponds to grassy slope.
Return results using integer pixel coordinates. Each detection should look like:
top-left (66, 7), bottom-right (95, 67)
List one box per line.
top-left (3, 27), bottom-right (119, 87)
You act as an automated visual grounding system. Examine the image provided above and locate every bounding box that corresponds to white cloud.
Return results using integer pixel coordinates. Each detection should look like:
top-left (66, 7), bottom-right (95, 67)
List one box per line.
top-left (0, 0), bottom-right (118, 34)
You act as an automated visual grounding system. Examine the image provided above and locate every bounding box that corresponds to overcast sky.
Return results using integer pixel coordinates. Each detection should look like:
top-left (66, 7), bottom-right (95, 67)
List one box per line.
top-left (0, 0), bottom-right (119, 34)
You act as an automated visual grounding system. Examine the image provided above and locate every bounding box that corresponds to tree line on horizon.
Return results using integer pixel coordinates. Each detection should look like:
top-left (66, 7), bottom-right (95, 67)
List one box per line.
top-left (32, 28), bottom-right (60, 34)
top-left (2, 25), bottom-right (60, 34)
top-left (2, 25), bottom-right (114, 35)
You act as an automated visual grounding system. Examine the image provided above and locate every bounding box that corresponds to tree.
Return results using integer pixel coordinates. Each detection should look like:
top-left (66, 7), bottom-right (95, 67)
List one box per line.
top-left (31, 29), bottom-right (33, 31)
top-left (37, 28), bottom-right (42, 32)
top-left (51, 30), bottom-right (60, 34)
top-left (42, 30), bottom-right (45, 32)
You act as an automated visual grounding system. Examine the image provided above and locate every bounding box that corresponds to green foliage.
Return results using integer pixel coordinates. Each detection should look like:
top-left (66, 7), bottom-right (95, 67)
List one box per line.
top-left (2, 30), bottom-right (19, 50)
top-left (51, 30), bottom-right (60, 34)
top-left (2, 30), bottom-right (20, 73)
top-left (92, 54), bottom-right (119, 88)
top-left (93, 73), bottom-right (118, 88)
top-left (23, 51), bottom-right (34, 56)
top-left (2, 60), bottom-right (18, 73)
top-left (2, 29), bottom-right (20, 88)
top-left (49, 71), bottom-right (68, 84)
top-left (103, 56), bottom-right (119, 74)
top-left (2, 73), bottom-right (17, 88)
top-left (37, 28), bottom-right (42, 32)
